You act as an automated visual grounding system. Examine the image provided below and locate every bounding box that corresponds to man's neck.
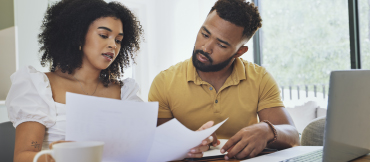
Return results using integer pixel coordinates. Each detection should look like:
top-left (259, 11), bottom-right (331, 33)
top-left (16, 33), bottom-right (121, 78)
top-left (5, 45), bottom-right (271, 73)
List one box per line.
top-left (196, 60), bottom-right (235, 92)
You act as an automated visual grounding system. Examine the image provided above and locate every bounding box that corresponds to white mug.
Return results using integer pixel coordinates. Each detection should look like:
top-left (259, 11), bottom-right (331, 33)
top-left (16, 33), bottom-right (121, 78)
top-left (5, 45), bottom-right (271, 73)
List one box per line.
top-left (33, 141), bottom-right (104, 162)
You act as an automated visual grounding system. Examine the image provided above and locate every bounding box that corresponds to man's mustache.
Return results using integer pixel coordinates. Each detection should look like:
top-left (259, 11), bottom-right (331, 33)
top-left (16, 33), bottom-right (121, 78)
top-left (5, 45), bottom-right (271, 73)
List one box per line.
top-left (194, 50), bottom-right (213, 64)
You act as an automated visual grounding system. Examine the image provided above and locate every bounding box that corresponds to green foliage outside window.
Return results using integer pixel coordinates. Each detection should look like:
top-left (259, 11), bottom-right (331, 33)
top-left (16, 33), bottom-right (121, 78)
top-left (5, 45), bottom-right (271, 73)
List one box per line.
top-left (260, 0), bottom-right (352, 88)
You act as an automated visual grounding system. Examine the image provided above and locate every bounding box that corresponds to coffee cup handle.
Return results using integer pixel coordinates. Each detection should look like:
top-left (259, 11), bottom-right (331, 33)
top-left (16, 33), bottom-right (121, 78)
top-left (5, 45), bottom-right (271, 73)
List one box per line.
top-left (33, 150), bottom-right (53, 162)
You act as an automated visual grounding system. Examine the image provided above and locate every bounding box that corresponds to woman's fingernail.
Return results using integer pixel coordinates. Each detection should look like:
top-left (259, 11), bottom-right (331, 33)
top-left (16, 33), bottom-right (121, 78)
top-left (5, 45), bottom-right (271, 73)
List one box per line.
top-left (188, 153), bottom-right (192, 157)
top-left (225, 155), bottom-right (229, 160)
top-left (202, 140), bottom-right (207, 145)
top-left (221, 149), bottom-right (225, 153)
top-left (209, 136), bottom-right (213, 141)
top-left (191, 149), bottom-right (196, 153)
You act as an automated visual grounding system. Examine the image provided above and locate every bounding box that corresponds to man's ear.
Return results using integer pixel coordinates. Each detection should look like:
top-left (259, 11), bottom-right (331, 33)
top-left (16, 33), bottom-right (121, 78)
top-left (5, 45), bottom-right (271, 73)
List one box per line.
top-left (234, 46), bottom-right (248, 58)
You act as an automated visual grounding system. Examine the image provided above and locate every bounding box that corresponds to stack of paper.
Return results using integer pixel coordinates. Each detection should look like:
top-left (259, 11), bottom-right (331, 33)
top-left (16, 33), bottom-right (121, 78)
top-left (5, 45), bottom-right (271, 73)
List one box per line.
top-left (65, 93), bottom-right (227, 162)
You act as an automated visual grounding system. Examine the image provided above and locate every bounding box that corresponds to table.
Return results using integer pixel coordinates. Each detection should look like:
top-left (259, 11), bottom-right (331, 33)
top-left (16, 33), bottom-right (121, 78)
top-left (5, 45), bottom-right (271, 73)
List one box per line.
top-left (173, 139), bottom-right (370, 162)
top-left (173, 153), bottom-right (370, 162)
top-left (351, 154), bottom-right (370, 162)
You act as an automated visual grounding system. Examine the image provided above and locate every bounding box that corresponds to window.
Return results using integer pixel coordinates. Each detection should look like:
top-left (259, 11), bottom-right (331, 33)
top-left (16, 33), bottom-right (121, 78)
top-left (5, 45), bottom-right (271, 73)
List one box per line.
top-left (258, 0), bottom-right (351, 108)
top-left (359, 0), bottom-right (370, 69)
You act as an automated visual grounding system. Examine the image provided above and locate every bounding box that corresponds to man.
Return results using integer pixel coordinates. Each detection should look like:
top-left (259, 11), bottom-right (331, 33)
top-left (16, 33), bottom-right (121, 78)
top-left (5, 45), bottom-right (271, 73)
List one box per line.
top-left (149, 0), bottom-right (300, 160)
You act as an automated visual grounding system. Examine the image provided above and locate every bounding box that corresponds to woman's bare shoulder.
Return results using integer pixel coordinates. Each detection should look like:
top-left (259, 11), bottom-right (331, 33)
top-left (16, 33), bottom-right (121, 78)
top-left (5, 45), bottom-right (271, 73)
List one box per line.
top-left (99, 81), bottom-right (121, 99)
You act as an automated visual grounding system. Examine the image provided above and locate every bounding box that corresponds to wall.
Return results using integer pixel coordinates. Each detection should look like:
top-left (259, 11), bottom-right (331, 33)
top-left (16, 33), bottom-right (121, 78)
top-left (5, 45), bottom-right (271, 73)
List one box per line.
top-left (0, 103), bottom-right (8, 123)
top-left (0, 0), bottom-right (16, 100)
top-left (14, 0), bottom-right (49, 72)
top-left (0, 0), bottom-right (48, 123)
top-left (0, 0), bottom-right (14, 30)
top-left (0, 0), bottom-right (16, 122)
top-left (0, 27), bottom-right (16, 101)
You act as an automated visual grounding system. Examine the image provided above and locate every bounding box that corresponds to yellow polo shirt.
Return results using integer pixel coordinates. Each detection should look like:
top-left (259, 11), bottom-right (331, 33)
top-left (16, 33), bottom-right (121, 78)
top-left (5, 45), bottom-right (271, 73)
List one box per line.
top-left (148, 58), bottom-right (284, 139)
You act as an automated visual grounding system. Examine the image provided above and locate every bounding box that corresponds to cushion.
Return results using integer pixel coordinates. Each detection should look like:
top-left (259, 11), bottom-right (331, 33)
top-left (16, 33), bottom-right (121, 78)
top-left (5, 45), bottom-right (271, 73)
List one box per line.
top-left (285, 101), bottom-right (319, 133)
top-left (301, 116), bottom-right (326, 146)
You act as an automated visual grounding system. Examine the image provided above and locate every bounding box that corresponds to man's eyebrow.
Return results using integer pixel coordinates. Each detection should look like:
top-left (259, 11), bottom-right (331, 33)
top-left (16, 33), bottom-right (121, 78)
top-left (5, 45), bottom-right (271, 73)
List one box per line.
top-left (98, 26), bottom-right (124, 36)
top-left (217, 38), bottom-right (231, 47)
top-left (202, 26), bottom-right (211, 35)
top-left (202, 26), bottom-right (230, 47)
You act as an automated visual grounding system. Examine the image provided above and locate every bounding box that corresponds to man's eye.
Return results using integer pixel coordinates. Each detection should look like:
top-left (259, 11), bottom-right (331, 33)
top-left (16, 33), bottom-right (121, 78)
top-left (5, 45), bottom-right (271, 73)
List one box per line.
top-left (218, 44), bottom-right (226, 48)
top-left (202, 33), bottom-right (209, 38)
top-left (99, 34), bottom-right (108, 38)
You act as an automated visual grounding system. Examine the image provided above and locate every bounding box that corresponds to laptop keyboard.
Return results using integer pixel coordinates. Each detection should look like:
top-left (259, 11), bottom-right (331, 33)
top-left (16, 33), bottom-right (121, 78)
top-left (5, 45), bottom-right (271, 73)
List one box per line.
top-left (280, 149), bottom-right (323, 162)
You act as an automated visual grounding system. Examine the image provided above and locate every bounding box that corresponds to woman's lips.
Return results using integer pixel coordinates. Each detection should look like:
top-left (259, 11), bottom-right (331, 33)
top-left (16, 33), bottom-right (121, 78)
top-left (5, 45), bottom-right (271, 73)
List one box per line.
top-left (102, 54), bottom-right (112, 61)
top-left (102, 52), bottom-right (114, 61)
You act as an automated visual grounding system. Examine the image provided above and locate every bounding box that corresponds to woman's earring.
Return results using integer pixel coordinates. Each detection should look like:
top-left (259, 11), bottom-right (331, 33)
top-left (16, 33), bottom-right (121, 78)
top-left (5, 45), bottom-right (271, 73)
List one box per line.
top-left (79, 46), bottom-right (81, 50)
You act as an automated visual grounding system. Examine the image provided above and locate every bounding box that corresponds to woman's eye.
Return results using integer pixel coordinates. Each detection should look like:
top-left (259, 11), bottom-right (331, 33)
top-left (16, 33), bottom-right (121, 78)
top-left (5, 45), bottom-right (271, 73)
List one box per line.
top-left (99, 34), bottom-right (108, 39)
top-left (115, 40), bottom-right (122, 43)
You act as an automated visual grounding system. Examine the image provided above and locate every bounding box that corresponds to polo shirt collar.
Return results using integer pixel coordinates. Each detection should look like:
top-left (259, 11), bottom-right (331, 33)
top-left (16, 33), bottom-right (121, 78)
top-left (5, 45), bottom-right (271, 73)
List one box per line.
top-left (187, 57), bottom-right (246, 85)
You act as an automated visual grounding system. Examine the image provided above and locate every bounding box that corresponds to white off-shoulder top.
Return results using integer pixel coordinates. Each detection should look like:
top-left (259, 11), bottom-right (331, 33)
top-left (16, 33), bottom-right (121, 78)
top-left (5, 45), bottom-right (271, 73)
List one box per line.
top-left (6, 66), bottom-right (143, 150)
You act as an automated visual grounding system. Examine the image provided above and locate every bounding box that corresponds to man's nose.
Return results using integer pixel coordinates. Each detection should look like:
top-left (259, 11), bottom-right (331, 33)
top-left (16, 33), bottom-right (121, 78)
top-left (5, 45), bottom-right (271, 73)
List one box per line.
top-left (202, 41), bottom-right (213, 54)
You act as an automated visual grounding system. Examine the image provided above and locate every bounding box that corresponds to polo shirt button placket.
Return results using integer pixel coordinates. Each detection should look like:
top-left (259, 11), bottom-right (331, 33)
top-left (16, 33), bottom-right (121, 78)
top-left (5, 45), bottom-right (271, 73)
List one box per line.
top-left (215, 99), bottom-right (218, 103)
top-left (209, 87), bottom-right (213, 90)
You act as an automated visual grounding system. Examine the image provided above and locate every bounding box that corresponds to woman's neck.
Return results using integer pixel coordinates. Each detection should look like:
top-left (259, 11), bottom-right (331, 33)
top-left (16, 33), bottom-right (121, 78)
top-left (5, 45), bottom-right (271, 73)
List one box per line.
top-left (72, 65), bottom-right (101, 83)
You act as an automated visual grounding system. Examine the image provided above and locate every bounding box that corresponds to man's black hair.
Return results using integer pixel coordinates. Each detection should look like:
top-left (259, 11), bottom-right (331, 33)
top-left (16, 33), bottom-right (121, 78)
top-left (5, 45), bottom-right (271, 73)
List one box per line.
top-left (210, 0), bottom-right (262, 41)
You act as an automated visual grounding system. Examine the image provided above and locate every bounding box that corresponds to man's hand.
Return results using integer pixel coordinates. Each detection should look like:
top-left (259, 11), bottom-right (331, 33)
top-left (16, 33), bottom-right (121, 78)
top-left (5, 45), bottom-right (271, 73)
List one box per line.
top-left (210, 133), bottom-right (220, 147)
top-left (186, 121), bottom-right (220, 158)
top-left (221, 122), bottom-right (274, 160)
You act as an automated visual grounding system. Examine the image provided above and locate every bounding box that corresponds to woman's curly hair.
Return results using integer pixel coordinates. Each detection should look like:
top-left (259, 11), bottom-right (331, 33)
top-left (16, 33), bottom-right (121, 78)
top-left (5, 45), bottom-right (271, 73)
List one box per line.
top-left (38, 0), bottom-right (143, 87)
top-left (210, 0), bottom-right (262, 41)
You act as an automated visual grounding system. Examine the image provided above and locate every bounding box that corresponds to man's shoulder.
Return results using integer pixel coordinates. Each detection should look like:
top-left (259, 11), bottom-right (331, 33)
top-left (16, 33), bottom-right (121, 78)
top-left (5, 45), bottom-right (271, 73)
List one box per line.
top-left (153, 59), bottom-right (190, 82)
top-left (239, 58), bottom-right (267, 76)
top-left (158, 59), bottom-right (190, 76)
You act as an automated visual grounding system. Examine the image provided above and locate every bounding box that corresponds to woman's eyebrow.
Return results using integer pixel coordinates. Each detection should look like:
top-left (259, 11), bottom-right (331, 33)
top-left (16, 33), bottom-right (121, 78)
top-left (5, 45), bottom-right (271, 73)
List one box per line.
top-left (98, 26), bottom-right (124, 36)
top-left (98, 26), bottom-right (112, 32)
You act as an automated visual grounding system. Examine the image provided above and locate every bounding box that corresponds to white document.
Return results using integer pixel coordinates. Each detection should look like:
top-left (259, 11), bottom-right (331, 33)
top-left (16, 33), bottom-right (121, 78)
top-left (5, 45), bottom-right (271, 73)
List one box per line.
top-left (147, 118), bottom-right (228, 162)
top-left (65, 92), bottom-right (158, 162)
top-left (203, 139), bottom-right (228, 157)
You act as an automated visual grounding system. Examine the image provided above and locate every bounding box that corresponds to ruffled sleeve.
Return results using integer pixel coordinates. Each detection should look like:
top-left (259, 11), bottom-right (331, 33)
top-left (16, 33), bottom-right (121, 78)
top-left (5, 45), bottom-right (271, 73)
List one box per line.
top-left (120, 78), bottom-right (143, 102)
top-left (6, 66), bottom-right (56, 128)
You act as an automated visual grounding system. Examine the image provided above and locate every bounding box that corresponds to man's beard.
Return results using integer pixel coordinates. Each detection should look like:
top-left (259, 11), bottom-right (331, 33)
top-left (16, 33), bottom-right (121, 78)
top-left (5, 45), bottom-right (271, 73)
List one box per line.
top-left (192, 49), bottom-right (235, 72)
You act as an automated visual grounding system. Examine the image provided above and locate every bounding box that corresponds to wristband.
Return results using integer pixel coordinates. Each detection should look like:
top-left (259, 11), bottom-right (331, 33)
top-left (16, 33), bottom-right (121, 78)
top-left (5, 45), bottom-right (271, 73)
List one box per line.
top-left (262, 120), bottom-right (277, 144)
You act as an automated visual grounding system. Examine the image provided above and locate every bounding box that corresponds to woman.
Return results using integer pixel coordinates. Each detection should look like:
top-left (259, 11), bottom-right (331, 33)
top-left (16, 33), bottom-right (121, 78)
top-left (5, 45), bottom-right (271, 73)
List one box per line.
top-left (6, 0), bottom-right (143, 161)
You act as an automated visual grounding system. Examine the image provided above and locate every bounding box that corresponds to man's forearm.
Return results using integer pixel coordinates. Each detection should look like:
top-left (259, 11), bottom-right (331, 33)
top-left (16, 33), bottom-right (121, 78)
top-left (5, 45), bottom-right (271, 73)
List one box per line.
top-left (157, 118), bottom-right (172, 126)
top-left (267, 124), bottom-right (300, 149)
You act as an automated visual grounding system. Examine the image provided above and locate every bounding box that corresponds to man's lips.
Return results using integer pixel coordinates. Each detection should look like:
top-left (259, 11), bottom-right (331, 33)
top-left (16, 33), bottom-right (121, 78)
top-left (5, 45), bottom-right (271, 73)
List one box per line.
top-left (197, 53), bottom-right (209, 63)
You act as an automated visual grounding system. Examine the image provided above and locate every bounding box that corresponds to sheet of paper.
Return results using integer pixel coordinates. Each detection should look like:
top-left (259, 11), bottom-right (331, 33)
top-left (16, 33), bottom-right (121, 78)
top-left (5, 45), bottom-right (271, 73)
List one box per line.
top-left (203, 139), bottom-right (228, 157)
top-left (147, 118), bottom-right (228, 162)
top-left (65, 92), bottom-right (158, 162)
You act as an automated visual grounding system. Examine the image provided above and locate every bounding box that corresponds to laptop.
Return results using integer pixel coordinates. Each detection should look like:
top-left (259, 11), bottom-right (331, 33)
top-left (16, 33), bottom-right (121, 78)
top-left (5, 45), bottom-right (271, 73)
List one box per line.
top-left (241, 70), bottom-right (370, 162)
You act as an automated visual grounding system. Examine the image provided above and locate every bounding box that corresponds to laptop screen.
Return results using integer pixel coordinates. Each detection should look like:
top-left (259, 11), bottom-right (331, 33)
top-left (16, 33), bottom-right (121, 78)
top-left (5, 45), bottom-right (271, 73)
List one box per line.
top-left (323, 70), bottom-right (370, 161)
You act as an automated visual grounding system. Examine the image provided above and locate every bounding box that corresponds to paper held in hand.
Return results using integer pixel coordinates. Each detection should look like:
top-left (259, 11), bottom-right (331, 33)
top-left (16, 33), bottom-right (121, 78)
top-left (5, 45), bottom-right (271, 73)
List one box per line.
top-left (65, 92), bottom-right (228, 162)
